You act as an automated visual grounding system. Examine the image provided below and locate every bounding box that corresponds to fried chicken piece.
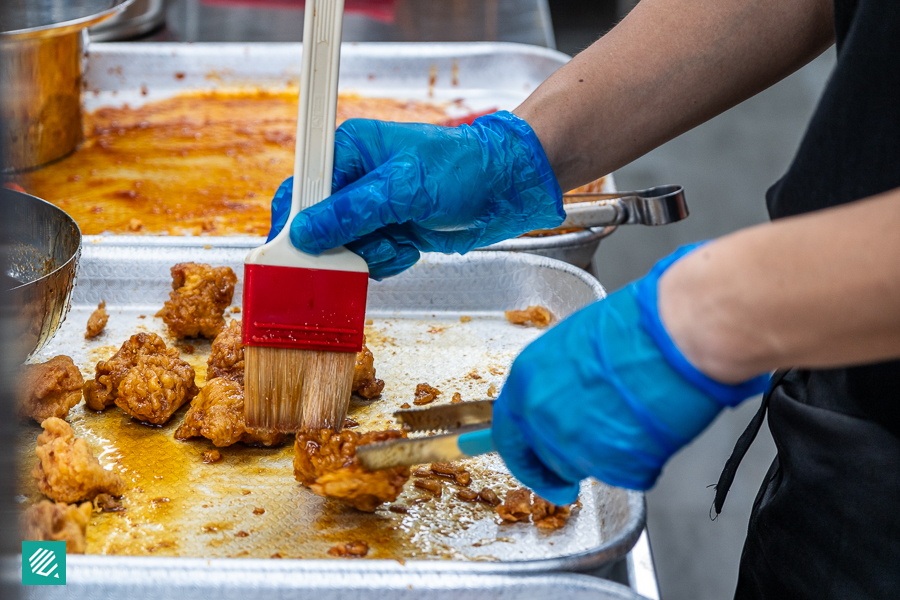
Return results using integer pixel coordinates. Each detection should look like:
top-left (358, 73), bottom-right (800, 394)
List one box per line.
top-left (328, 541), bottom-right (369, 557)
top-left (413, 383), bottom-right (441, 406)
top-left (85, 301), bottom-right (109, 339)
top-left (18, 356), bottom-right (84, 423)
top-left (22, 500), bottom-right (92, 554)
top-left (352, 336), bottom-right (384, 398)
top-left (504, 305), bottom-right (553, 328)
top-left (207, 319), bottom-right (244, 384)
top-left (531, 496), bottom-right (572, 530)
top-left (496, 487), bottom-right (533, 523)
top-left (294, 429), bottom-right (410, 512)
top-left (478, 487), bottom-right (501, 507)
top-left (175, 377), bottom-right (284, 447)
top-left (157, 262), bottom-right (237, 339)
top-left (83, 332), bottom-right (178, 411)
top-left (31, 417), bottom-right (126, 503)
top-left (116, 349), bottom-right (199, 425)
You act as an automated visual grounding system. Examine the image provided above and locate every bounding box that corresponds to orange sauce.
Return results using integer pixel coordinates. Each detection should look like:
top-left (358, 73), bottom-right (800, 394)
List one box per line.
top-left (20, 91), bottom-right (450, 236)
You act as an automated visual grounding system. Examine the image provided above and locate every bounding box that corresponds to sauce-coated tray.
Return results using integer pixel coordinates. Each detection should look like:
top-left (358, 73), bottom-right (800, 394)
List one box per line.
top-left (18, 242), bottom-right (643, 576)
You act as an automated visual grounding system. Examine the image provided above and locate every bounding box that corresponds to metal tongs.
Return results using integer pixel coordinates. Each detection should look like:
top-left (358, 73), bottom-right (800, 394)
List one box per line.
top-left (559, 184), bottom-right (688, 229)
top-left (356, 401), bottom-right (496, 471)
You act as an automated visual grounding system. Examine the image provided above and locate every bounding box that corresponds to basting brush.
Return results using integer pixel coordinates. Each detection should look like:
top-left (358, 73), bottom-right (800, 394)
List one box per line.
top-left (242, 0), bottom-right (368, 433)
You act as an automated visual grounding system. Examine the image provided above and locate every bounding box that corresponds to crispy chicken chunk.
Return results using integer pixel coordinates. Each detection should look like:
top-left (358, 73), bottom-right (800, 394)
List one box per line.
top-left (207, 319), bottom-right (244, 384)
top-left (496, 487), bottom-right (534, 523)
top-left (352, 336), bottom-right (384, 398)
top-left (116, 349), bottom-right (199, 425)
top-left (175, 377), bottom-right (284, 447)
top-left (22, 500), bottom-right (92, 554)
top-left (32, 417), bottom-right (125, 503)
top-left (85, 301), bottom-right (109, 338)
top-left (413, 383), bottom-right (441, 406)
top-left (157, 262), bottom-right (237, 339)
top-left (18, 356), bottom-right (84, 423)
top-left (83, 332), bottom-right (198, 423)
top-left (531, 496), bottom-right (572, 530)
top-left (504, 305), bottom-right (553, 328)
top-left (294, 429), bottom-right (410, 512)
top-left (328, 541), bottom-right (369, 557)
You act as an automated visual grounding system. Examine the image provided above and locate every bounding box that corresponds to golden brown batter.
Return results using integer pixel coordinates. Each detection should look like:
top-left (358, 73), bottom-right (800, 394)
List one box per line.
top-left (22, 500), bottom-right (93, 554)
top-left (32, 418), bottom-right (126, 504)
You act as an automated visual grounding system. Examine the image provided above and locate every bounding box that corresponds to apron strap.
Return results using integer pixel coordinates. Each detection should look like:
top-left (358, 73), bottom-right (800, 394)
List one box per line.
top-left (711, 369), bottom-right (791, 518)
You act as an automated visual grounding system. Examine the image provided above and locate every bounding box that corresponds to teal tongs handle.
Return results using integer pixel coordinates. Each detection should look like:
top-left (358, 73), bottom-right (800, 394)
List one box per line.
top-left (457, 428), bottom-right (496, 457)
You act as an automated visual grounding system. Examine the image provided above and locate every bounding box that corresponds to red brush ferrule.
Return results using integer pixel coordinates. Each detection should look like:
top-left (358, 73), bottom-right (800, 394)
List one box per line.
top-left (242, 264), bottom-right (368, 352)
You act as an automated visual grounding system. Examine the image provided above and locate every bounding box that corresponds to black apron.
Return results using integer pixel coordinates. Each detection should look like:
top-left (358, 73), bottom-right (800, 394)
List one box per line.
top-left (712, 1), bottom-right (900, 598)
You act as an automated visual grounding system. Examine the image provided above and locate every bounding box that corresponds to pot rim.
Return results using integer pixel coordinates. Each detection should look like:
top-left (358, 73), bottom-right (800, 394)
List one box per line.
top-left (1, 0), bottom-right (134, 41)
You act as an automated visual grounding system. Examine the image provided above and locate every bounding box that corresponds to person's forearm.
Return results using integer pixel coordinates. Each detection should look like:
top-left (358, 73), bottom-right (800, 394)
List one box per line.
top-left (660, 188), bottom-right (900, 383)
top-left (515, 0), bottom-right (834, 192)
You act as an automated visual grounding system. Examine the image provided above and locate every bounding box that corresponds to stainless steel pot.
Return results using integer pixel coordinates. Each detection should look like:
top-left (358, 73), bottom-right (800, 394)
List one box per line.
top-left (1, 188), bottom-right (82, 363)
top-left (0, 0), bottom-right (133, 172)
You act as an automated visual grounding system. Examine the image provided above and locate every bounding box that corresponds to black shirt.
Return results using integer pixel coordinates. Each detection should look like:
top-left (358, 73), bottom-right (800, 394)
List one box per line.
top-left (765, 0), bottom-right (900, 437)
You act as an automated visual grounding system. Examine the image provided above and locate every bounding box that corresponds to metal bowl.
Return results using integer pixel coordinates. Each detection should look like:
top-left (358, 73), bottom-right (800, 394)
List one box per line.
top-left (1, 188), bottom-right (82, 363)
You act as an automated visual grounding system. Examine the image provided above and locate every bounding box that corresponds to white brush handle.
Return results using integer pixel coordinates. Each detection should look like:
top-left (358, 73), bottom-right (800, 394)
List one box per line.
top-left (291, 0), bottom-right (344, 215)
top-left (246, 0), bottom-right (366, 272)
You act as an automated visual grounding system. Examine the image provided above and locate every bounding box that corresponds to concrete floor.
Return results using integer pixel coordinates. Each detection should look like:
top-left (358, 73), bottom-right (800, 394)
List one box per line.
top-left (547, 4), bottom-right (837, 597)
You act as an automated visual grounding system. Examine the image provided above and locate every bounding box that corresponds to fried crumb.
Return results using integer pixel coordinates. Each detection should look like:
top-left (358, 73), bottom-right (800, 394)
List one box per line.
top-left (478, 487), bottom-right (501, 506)
top-left (413, 383), bottom-right (441, 406)
top-left (253, 507), bottom-right (265, 515)
top-left (202, 450), bottom-right (223, 463)
top-left (451, 392), bottom-right (462, 403)
top-left (504, 305), bottom-right (553, 328)
top-left (230, 306), bottom-right (241, 313)
top-left (413, 467), bottom-right (431, 478)
top-left (400, 403), bottom-right (411, 409)
top-left (456, 489), bottom-right (480, 502)
top-left (466, 370), bottom-right (482, 380)
top-left (235, 530), bottom-right (249, 537)
top-left (365, 318), bottom-right (374, 325)
top-left (270, 553), bottom-right (283, 559)
top-left (343, 417), bottom-right (359, 429)
top-left (427, 326), bottom-right (445, 334)
top-left (487, 383), bottom-right (498, 398)
top-left (128, 218), bottom-right (143, 232)
top-left (328, 541), bottom-right (369, 557)
top-left (85, 301), bottom-right (109, 338)
top-left (460, 316), bottom-right (472, 323)
top-left (94, 493), bottom-right (125, 513)
top-left (414, 479), bottom-right (443, 497)
top-left (388, 505), bottom-right (408, 514)
top-left (182, 344), bottom-right (195, 354)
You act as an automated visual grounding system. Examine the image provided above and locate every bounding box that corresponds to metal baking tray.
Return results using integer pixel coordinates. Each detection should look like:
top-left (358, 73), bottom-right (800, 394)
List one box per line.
top-left (73, 41), bottom-right (616, 266)
top-left (18, 241), bottom-right (644, 576)
top-left (11, 561), bottom-right (647, 600)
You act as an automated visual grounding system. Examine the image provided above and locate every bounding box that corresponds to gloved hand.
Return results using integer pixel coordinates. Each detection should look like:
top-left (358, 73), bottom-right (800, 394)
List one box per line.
top-left (267, 111), bottom-right (564, 279)
top-left (492, 244), bottom-right (770, 505)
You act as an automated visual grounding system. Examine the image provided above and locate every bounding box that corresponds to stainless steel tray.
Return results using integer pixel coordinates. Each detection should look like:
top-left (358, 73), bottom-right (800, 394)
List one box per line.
top-left (74, 41), bottom-right (616, 266)
top-left (19, 243), bottom-right (644, 575)
top-left (10, 560), bottom-right (647, 600)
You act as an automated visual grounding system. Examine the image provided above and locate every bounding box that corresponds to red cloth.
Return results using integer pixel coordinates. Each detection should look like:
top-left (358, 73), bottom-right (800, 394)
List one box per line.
top-left (199, 0), bottom-right (397, 23)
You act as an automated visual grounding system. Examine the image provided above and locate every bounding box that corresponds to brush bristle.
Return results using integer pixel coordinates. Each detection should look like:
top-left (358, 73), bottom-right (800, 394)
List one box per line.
top-left (245, 346), bottom-right (355, 432)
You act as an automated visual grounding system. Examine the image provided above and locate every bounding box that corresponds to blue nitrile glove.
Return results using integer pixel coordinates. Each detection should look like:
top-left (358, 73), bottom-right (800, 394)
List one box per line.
top-left (266, 111), bottom-right (564, 279)
top-left (492, 244), bottom-right (770, 505)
